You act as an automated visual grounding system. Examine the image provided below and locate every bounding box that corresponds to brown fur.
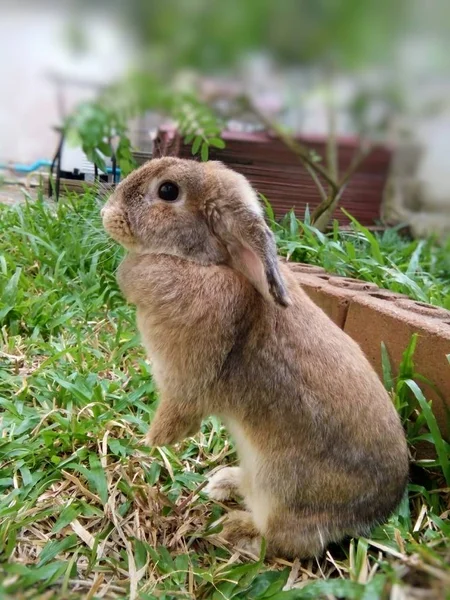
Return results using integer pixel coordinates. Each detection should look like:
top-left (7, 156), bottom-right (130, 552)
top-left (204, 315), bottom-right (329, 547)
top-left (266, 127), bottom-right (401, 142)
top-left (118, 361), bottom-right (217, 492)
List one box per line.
top-left (102, 157), bottom-right (409, 559)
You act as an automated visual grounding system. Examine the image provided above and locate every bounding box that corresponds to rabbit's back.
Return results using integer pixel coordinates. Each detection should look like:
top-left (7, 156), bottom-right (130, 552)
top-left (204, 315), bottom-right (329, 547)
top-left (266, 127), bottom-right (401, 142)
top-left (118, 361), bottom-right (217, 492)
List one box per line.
top-left (212, 264), bottom-right (408, 532)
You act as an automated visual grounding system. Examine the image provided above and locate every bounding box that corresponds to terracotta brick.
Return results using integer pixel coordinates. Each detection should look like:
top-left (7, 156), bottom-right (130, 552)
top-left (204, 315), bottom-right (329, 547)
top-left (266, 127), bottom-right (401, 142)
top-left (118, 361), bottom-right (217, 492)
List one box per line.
top-left (344, 294), bottom-right (450, 435)
top-left (288, 263), bottom-right (327, 275)
top-left (290, 272), bottom-right (349, 326)
top-left (288, 264), bottom-right (410, 327)
top-left (290, 271), bottom-right (380, 329)
top-left (395, 298), bottom-right (450, 320)
top-left (364, 289), bottom-right (408, 302)
top-left (327, 277), bottom-right (379, 292)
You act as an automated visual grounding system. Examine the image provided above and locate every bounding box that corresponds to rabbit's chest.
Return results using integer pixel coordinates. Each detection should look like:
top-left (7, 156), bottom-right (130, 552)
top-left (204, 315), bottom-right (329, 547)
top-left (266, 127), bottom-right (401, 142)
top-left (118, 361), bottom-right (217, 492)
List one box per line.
top-left (223, 417), bottom-right (273, 532)
top-left (223, 418), bottom-right (260, 477)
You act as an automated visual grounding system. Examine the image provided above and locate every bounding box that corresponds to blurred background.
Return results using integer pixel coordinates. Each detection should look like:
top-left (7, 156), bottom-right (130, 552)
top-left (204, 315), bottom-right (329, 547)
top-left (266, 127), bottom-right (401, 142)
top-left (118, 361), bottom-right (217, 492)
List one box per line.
top-left (1, 0), bottom-right (449, 235)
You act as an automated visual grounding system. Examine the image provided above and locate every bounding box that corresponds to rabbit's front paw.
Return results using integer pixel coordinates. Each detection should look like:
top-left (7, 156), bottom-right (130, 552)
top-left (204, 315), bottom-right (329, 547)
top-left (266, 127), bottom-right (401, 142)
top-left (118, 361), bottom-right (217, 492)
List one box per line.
top-left (205, 466), bottom-right (242, 501)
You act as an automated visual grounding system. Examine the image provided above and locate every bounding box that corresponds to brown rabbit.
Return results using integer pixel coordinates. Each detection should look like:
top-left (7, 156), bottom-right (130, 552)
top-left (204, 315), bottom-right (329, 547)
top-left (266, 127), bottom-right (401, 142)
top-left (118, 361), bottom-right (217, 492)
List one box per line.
top-left (102, 157), bottom-right (409, 558)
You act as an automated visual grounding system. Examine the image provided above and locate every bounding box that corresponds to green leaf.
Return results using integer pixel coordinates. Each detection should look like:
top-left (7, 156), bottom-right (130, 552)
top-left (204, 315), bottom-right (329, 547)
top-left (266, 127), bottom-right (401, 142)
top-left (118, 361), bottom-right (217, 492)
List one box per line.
top-left (145, 461), bottom-right (161, 485)
top-left (260, 194), bottom-right (275, 224)
top-left (208, 137), bottom-right (225, 149)
top-left (246, 570), bottom-right (288, 598)
top-left (289, 211), bottom-right (299, 238)
top-left (201, 141), bottom-right (209, 162)
top-left (303, 204), bottom-right (311, 226)
top-left (108, 438), bottom-right (128, 457)
top-left (268, 574), bottom-right (386, 599)
top-left (147, 545), bottom-right (175, 575)
top-left (88, 453), bottom-right (109, 504)
top-left (97, 141), bottom-right (112, 157)
top-left (353, 537), bottom-right (369, 582)
top-left (191, 136), bottom-right (202, 155)
top-left (65, 128), bottom-right (82, 148)
top-left (38, 534), bottom-right (77, 566)
top-left (1, 267), bottom-right (21, 305)
top-left (85, 148), bottom-right (107, 173)
top-left (69, 455), bottom-right (109, 504)
top-left (380, 342), bottom-right (394, 391)
top-left (404, 379), bottom-right (450, 485)
top-left (52, 504), bottom-right (81, 534)
top-left (341, 208), bottom-right (385, 265)
top-left (119, 158), bottom-right (134, 176)
top-left (134, 539), bottom-right (148, 571)
top-left (406, 240), bottom-right (425, 275)
top-left (398, 334), bottom-right (418, 379)
top-left (5, 562), bottom-right (68, 590)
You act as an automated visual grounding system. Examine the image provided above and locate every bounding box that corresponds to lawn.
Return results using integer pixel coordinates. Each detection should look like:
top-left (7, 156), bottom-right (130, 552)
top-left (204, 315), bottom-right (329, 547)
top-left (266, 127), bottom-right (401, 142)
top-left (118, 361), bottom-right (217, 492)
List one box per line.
top-left (0, 190), bottom-right (449, 600)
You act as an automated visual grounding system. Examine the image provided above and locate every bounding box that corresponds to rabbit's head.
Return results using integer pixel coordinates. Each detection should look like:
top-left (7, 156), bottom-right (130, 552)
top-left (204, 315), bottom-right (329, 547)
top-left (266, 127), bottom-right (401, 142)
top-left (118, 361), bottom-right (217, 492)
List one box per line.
top-left (102, 157), bottom-right (289, 306)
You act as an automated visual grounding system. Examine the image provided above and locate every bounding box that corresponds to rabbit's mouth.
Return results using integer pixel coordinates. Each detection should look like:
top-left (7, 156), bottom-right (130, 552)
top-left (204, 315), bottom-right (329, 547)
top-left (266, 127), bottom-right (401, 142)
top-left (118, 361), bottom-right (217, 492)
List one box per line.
top-left (101, 204), bottom-right (139, 251)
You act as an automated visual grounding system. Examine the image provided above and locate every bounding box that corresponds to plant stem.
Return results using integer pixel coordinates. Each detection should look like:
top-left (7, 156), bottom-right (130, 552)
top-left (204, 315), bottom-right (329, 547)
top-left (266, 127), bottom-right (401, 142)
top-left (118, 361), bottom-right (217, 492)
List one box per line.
top-left (243, 96), bottom-right (338, 194)
top-left (312, 188), bottom-right (346, 232)
top-left (241, 94), bottom-right (372, 231)
top-left (304, 164), bottom-right (328, 202)
top-left (310, 143), bottom-right (372, 227)
top-left (325, 69), bottom-right (338, 182)
top-left (339, 141), bottom-right (372, 188)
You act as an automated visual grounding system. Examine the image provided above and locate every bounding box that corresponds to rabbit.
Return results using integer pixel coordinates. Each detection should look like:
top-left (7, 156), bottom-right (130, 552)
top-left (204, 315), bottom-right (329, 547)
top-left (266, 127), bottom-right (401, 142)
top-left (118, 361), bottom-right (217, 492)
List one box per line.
top-left (101, 156), bottom-right (409, 559)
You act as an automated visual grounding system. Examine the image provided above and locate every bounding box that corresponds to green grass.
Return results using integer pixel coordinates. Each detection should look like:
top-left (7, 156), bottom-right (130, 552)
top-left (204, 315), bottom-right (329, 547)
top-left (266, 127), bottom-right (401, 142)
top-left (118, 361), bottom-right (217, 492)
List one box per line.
top-left (0, 191), bottom-right (449, 599)
top-left (267, 204), bottom-right (450, 309)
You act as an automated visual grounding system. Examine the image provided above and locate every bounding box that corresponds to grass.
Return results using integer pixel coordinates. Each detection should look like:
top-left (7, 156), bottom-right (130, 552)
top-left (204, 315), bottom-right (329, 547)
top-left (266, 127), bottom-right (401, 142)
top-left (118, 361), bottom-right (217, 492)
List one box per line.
top-left (265, 203), bottom-right (450, 309)
top-left (0, 190), bottom-right (449, 599)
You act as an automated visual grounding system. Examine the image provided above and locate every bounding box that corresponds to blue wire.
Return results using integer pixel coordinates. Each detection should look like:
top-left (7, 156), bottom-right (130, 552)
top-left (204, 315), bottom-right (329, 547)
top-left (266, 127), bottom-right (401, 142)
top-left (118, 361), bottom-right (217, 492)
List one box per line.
top-left (0, 160), bottom-right (121, 176)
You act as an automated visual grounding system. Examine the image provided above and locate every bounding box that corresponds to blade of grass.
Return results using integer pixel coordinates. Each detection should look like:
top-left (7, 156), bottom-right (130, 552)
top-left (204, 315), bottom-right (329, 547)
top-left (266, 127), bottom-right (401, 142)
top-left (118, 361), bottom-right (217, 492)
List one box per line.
top-left (403, 379), bottom-right (450, 486)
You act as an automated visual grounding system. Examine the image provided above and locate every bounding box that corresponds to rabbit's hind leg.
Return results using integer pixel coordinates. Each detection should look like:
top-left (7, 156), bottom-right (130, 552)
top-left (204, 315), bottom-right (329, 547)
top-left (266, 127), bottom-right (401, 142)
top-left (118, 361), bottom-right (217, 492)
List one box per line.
top-left (205, 466), bottom-right (242, 501)
top-left (265, 510), bottom-right (332, 559)
top-left (221, 510), bottom-right (263, 556)
top-left (207, 469), bottom-right (263, 554)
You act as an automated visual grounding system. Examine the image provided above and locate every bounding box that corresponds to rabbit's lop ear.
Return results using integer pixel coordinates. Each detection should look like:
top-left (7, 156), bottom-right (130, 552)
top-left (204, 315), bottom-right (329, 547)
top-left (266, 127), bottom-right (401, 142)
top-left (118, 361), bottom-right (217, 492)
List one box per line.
top-left (209, 206), bottom-right (291, 307)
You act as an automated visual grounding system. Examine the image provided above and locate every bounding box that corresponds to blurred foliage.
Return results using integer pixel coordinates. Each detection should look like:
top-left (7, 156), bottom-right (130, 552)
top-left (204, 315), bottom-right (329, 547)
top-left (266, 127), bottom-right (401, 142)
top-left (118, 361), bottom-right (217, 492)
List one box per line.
top-left (63, 18), bottom-right (89, 55)
top-left (65, 102), bottom-right (135, 175)
top-left (125, 0), bottom-right (410, 72)
top-left (65, 73), bottom-right (225, 174)
top-left (65, 0), bottom-right (449, 215)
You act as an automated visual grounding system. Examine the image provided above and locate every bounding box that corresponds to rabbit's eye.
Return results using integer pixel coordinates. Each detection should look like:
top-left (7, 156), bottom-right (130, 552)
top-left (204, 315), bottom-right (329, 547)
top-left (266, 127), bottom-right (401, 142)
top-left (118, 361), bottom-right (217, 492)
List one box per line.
top-left (158, 182), bottom-right (179, 202)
